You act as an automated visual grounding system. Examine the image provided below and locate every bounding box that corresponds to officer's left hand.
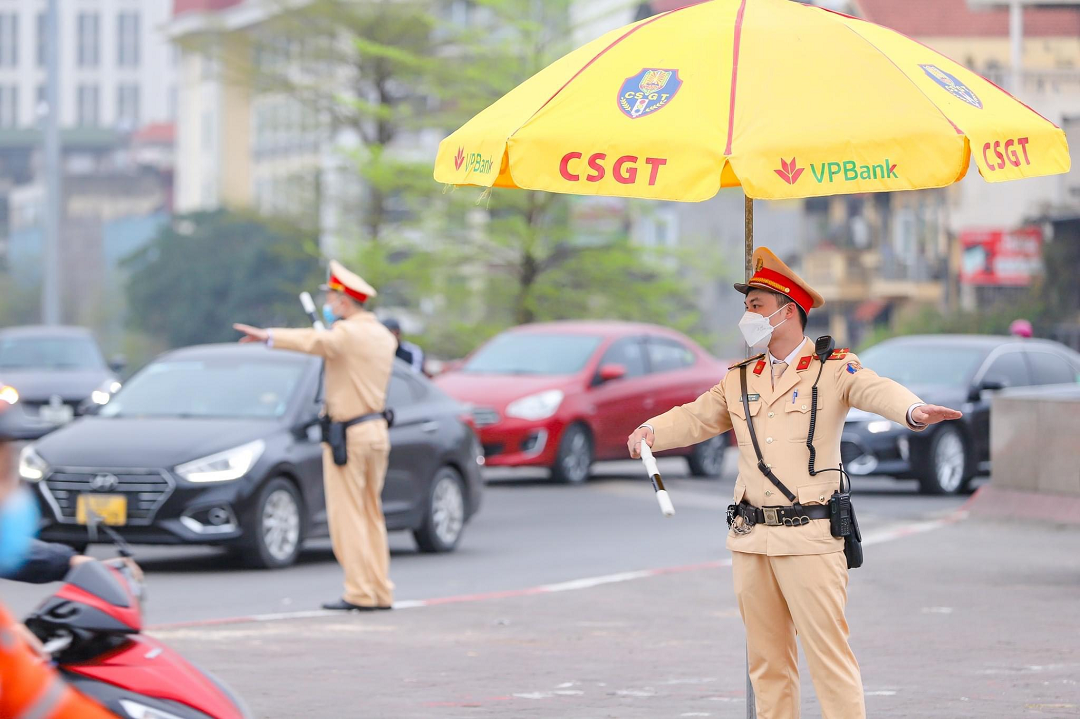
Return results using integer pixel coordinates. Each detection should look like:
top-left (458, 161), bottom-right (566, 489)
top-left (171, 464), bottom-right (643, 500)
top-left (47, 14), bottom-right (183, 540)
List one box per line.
top-left (911, 404), bottom-right (963, 425)
top-left (234, 324), bottom-right (269, 344)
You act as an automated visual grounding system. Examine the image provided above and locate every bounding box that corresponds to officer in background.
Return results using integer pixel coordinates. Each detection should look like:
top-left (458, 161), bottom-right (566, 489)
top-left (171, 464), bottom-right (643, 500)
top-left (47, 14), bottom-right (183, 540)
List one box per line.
top-left (382, 318), bottom-right (426, 375)
top-left (628, 247), bottom-right (962, 719)
top-left (234, 260), bottom-right (397, 611)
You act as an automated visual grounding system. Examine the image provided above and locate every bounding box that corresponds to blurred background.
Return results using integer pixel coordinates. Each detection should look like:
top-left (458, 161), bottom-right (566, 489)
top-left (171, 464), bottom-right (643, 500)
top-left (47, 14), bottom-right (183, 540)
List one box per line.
top-left (0, 0), bottom-right (1076, 372)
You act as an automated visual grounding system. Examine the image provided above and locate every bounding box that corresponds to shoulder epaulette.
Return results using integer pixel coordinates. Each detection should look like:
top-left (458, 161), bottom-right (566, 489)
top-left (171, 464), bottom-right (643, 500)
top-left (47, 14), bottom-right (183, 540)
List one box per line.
top-left (728, 353), bottom-right (766, 371)
top-left (827, 348), bottom-right (850, 361)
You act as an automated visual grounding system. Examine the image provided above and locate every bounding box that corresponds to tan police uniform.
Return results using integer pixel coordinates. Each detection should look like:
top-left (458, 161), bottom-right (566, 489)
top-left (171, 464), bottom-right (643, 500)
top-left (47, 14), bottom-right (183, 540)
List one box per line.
top-left (269, 261), bottom-right (398, 608)
top-left (644, 248), bottom-right (926, 719)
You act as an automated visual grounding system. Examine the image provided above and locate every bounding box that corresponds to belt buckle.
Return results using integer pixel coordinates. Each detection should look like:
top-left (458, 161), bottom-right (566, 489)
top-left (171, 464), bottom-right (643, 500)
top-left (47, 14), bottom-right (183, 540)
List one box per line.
top-left (762, 507), bottom-right (780, 526)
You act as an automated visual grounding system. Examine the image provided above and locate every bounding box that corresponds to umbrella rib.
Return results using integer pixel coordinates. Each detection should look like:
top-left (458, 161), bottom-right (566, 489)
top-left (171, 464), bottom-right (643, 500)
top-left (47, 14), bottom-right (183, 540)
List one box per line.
top-left (724, 0), bottom-right (748, 157)
top-left (834, 20), bottom-right (965, 138)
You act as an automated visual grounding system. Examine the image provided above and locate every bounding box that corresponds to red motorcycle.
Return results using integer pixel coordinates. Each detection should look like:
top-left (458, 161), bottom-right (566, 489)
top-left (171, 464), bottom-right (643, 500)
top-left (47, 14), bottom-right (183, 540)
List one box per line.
top-left (24, 526), bottom-right (250, 719)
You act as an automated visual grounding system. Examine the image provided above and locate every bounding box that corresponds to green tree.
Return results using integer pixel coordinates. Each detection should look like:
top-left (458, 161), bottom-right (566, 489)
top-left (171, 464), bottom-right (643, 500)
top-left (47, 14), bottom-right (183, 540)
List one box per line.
top-left (123, 212), bottom-right (322, 348)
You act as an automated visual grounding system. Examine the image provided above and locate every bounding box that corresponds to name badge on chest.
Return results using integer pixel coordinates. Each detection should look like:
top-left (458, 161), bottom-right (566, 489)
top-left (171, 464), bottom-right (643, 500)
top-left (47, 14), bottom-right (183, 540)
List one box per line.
top-left (744, 394), bottom-right (760, 402)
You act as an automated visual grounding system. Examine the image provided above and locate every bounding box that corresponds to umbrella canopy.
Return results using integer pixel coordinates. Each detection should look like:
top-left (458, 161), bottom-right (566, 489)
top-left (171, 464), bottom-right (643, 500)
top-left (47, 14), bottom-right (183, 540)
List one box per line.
top-left (434, 0), bottom-right (1070, 202)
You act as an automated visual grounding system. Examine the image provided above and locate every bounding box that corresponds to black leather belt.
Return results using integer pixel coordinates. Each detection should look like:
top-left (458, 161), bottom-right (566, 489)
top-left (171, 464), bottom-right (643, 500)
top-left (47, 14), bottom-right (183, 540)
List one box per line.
top-left (732, 501), bottom-right (830, 528)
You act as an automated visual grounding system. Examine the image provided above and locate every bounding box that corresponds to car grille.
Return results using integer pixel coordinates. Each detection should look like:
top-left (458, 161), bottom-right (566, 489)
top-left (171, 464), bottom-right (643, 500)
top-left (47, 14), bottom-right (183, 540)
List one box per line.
top-left (22, 400), bottom-right (83, 418)
top-left (471, 407), bottom-right (501, 427)
top-left (482, 443), bottom-right (504, 457)
top-left (42, 469), bottom-right (174, 525)
top-left (840, 441), bottom-right (864, 465)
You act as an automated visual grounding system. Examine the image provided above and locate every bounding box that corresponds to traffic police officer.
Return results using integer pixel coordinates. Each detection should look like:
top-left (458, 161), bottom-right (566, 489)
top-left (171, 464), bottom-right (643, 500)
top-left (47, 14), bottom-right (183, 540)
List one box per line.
top-left (235, 260), bottom-right (397, 611)
top-left (628, 247), bottom-right (962, 718)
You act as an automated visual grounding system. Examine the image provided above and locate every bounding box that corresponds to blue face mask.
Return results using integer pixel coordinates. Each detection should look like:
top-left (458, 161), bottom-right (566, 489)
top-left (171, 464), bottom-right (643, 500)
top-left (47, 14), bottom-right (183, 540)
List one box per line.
top-left (322, 303), bottom-right (339, 326)
top-left (0, 485), bottom-right (40, 574)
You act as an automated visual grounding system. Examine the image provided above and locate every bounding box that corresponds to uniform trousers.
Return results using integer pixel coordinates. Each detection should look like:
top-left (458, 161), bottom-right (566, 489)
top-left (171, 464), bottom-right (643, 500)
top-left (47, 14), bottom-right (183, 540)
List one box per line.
top-left (732, 549), bottom-right (865, 719)
top-left (323, 435), bottom-right (393, 607)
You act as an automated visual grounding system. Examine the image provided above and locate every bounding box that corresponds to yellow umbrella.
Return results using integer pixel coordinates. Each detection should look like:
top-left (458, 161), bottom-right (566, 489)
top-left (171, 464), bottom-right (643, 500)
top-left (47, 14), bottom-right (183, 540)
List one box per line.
top-left (435, 0), bottom-right (1069, 209)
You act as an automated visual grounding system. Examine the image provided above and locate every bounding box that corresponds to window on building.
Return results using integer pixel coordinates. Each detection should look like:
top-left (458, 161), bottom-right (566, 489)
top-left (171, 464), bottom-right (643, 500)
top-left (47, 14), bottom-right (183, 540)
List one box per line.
top-left (117, 84), bottom-right (140, 129)
top-left (77, 85), bottom-right (100, 127)
top-left (117, 12), bottom-right (140, 67)
top-left (0, 86), bottom-right (18, 129)
top-left (36, 13), bottom-right (46, 68)
top-left (0, 14), bottom-right (18, 68)
top-left (78, 13), bottom-right (100, 68)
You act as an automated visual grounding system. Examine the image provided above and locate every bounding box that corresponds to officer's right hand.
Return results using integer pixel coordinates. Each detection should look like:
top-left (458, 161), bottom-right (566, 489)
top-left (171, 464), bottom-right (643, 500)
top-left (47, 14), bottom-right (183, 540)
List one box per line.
top-left (627, 426), bottom-right (654, 459)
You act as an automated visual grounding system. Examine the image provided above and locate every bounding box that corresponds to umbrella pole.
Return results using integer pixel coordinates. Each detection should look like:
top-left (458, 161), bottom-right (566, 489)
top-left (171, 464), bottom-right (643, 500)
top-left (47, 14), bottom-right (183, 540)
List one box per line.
top-left (743, 192), bottom-right (758, 719)
top-left (744, 194), bottom-right (754, 284)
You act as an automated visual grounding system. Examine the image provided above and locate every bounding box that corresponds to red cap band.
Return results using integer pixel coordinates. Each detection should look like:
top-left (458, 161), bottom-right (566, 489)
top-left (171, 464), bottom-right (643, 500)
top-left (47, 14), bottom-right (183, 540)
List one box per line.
top-left (747, 268), bottom-right (813, 314)
top-left (328, 274), bottom-right (369, 304)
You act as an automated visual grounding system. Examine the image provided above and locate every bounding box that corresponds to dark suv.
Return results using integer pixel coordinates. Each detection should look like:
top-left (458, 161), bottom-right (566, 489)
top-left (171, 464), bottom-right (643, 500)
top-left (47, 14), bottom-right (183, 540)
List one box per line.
top-left (841, 335), bottom-right (1080, 494)
top-left (21, 344), bottom-right (484, 568)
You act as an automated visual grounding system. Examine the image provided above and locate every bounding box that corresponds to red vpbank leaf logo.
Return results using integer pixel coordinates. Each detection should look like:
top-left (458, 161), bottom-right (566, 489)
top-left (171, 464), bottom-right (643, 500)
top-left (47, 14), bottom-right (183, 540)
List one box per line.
top-left (775, 157), bottom-right (804, 185)
top-left (454, 147), bottom-right (465, 171)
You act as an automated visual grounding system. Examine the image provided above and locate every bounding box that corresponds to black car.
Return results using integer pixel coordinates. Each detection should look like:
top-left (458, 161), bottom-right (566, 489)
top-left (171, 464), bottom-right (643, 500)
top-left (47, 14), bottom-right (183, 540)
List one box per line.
top-left (19, 344), bottom-right (484, 568)
top-left (841, 335), bottom-right (1080, 494)
top-left (0, 326), bottom-right (125, 440)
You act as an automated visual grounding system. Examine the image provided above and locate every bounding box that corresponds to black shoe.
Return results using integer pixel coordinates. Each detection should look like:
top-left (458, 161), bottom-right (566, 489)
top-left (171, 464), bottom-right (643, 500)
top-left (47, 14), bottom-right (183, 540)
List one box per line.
top-left (321, 599), bottom-right (393, 612)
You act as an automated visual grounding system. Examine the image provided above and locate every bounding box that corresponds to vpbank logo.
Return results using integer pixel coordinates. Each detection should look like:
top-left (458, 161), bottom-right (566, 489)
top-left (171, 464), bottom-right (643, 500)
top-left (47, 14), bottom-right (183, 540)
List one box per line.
top-left (774, 158), bottom-right (804, 185)
top-left (775, 157), bottom-right (898, 185)
top-left (453, 147), bottom-right (494, 175)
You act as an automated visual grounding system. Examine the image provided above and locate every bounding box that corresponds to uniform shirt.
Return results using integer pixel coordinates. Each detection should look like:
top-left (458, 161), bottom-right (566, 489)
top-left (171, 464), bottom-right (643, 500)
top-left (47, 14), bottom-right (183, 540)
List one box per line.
top-left (269, 311), bottom-right (396, 445)
top-left (645, 337), bottom-right (926, 557)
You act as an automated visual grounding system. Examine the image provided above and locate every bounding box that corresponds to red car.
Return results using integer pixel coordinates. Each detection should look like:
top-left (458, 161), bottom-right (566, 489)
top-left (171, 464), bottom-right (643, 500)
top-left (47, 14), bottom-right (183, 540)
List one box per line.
top-left (434, 321), bottom-right (730, 484)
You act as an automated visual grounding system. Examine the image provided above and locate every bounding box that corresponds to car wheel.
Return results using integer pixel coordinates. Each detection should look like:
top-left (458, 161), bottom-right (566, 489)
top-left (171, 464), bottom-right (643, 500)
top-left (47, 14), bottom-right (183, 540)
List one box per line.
top-left (241, 478), bottom-right (304, 569)
top-left (687, 434), bottom-right (728, 478)
top-left (918, 426), bottom-right (969, 495)
top-left (550, 423), bottom-right (593, 485)
top-left (414, 467), bottom-right (467, 553)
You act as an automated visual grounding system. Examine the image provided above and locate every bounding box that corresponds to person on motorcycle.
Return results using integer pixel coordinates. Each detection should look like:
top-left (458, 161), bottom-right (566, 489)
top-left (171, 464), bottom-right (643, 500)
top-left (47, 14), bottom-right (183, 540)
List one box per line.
top-left (0, 396), bottom-right (117, 717)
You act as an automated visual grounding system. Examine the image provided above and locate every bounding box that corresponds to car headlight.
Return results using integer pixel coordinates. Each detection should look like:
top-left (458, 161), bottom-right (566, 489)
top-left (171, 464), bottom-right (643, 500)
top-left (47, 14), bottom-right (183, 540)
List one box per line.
top-left (175, 440), bottom-right (265, 483)
top-left (19, 445), bottom-right (48, 482)
top-left (91, 379), bottom-right (123, 406)
top-left (0, 385), bottom-right (19, 405)
top-left (867, 420), bottom-right (895, 434)
top-left (505, 390), bottom-right (564, 421)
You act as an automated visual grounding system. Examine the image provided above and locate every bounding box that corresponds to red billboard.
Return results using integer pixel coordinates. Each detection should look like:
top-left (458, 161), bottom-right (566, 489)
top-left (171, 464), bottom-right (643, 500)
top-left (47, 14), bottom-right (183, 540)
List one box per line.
top-left (959, 227), bottom-right (1043, 286)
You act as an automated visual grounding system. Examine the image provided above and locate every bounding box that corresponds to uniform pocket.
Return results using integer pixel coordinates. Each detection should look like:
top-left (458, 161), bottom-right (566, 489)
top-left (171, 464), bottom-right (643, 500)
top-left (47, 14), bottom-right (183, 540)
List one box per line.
top-left (729, 401), bottom-right (761, 446)
top-left (797, 481), bottom-right (838, 506)
top-left (784, 400), bottom-right (812, 442)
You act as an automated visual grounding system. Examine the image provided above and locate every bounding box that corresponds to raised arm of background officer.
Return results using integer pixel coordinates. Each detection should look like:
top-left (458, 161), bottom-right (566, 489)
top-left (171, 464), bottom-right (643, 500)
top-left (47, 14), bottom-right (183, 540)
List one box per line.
top-left (629, 382), bottom-right (733, 458)
top-left (837, 351), bottom-right (960, 430)
top-left (265, 322), bottom-right (347, 360)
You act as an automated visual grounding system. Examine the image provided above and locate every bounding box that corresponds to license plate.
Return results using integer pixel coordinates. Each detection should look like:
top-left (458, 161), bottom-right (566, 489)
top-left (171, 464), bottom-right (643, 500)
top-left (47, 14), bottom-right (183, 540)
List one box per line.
top-left (40, 404), bottom-right (74, 425)
top-left (76, 494), bottom-right (127, 526)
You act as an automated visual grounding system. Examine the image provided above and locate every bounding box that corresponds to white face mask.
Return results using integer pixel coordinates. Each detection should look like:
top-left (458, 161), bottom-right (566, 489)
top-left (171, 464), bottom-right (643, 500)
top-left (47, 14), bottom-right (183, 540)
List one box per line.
top-left (738, 306), bottom-right (787, 351)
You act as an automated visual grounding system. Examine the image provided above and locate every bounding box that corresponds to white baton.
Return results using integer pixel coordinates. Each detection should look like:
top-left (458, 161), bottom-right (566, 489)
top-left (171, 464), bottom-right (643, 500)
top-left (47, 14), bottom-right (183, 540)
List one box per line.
top-left (639, 442), bottom-right (675, 517)
top-left (299, 291), bottom-right (326, 330)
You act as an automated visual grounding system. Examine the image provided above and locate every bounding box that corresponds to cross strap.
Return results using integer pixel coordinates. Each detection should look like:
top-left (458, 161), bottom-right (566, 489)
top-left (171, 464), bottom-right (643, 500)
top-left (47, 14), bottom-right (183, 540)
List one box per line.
top-left (740, 364), bottom-right (799, 504)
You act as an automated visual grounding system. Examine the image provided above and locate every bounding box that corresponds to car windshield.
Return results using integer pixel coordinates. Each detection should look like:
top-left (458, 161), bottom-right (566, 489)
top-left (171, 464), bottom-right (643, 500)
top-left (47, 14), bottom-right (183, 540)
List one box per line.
top-left (859, 343), bottom-right (985, 387)
top-left (0, 336), bottom-right (106, 371)
top-left (101, 359), bottom-right (306, 419)
top-left (462, 333), bottom-right (602, 375)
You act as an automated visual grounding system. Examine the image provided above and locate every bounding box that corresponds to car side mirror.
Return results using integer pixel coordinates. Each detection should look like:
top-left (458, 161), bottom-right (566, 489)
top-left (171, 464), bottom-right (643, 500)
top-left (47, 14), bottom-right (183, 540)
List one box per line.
top-left (970, 379), bottom-right (1005, 401)
top-left (109, 355), bottom-right (127, 374)
top-left (598, 364), bottom-right (628, 383)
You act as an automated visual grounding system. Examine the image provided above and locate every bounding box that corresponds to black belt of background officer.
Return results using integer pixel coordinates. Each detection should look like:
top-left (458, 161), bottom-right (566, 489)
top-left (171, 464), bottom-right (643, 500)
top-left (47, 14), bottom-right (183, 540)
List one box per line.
top-left (733, 501), bottom-right (830, 527)
top-left (341, 410), bottom-right (392, 428)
